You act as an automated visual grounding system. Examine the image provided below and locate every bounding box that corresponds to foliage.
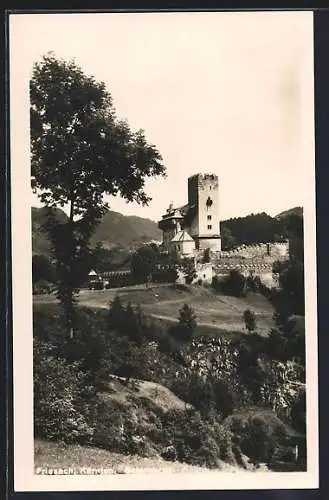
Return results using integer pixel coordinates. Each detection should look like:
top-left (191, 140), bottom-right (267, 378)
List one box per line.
top-left (32, 279), bottom-right (55, 295)
top-left (272, 260), bottom-right (305, 326)
top-left (159, 408), bottom-right (233, 468)
top-left (203, 248), bottom-right (211, 263)
top-left (222, 270), bottom-right (246, 297)
top-left (32, 254), bottom-right (57, 284)
top-left (227, 413), bottom-right (288, 465)
top-left (169, 304), bottom-right (197, 343)
top-left (151, 266), bottom-right (178, 284)
top-left (181, 258), bottom-right (197, 285)
top-left (220, 226), bottom-right (236, 250)
top-left (92, 244), bottom-right (131, 273)
top-left (220, 211), bottom-right (302, 247)
top-left (107, 295), bottom-right (126, 333)
top-left (267, 316), bottom-right (305, 364)
top-left (245, 274), bottom-right (262, 293)
top-left (169, 337), bottom-right (246, 419)
top-left (290, 388), bottom-right (306, 434)
top-left (283, 315), bottom-right (305, 364)
top-left (243, 309), bottom-right (257, 333)
top-left (212, 271), bottom-right (247, 297)
top-left (178, 303), bottom-right (197, 331)
top-left (33, 339), bottom-right (95, 444)
top-left (31, 53), bottom-right (166, 334)
top-left (130, 244), bottom-right (159, 283)
top-left (33, 290), bottom-right (306, 469)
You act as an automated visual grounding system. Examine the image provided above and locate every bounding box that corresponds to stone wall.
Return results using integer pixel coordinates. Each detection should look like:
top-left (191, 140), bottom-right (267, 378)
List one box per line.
top-left (219, 241), bottom-right (289, 260)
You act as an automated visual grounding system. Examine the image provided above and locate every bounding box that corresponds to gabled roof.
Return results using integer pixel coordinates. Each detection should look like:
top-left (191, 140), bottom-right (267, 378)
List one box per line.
top-left (88, 269), bottom-right (98, 276)
top-left (171, 230), bottom-right (194, 242)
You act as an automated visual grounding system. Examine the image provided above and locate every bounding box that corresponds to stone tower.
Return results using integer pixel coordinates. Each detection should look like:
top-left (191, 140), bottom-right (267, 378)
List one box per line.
top-left (187, 173), bottom-right (221, 251)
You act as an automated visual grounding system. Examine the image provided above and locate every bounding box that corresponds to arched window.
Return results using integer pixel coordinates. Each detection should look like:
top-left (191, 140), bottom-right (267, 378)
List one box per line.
top-left (206, 197), bottom-right (213, 208)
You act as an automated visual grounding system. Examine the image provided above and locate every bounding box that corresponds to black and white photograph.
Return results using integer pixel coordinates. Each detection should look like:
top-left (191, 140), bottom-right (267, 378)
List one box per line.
top-left (9, 10), bottom-right (318, 491)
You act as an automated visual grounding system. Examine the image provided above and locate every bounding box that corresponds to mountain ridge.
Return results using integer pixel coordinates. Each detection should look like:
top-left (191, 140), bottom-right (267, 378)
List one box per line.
top-left (32, 205), bottom-right (303, 257)
top-left (32, 206), bottom-right (162, 256)
top-left (275, 206), bottom-right (303, 219)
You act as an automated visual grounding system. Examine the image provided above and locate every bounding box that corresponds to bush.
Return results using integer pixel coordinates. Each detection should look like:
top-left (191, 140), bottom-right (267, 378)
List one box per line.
top-left (167, 304), bottom-right (197, 344)
top-left (32, 254), bottom-right (57, 284)
top-left (181, 258), bottom-right (197, 285)
top-left (171, 374), bottom-right (235, 420)
top-left (222, 270), bottom-right (246, 297)
top-left (34, 339), bottom-right (95, 444)
top-left (152, 267), bottom-right (178, 284)
top-left (203, 248), bottom-right (211, 263)
top-left (228, 413), bottom-right (288, 465)
top-left (243, 309), bottom-right (256, 333)
top-left (158, 408), bottom-right (230, 468)
top-left (91, 400), bottom-right (145, 455)
top-left (33, 279), bottom-right (54, 295)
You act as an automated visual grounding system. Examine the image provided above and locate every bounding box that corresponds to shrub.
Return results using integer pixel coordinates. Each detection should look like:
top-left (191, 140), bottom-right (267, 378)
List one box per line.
top-left (222, 270), bottom-right (246, 297)
top-left (91, 400), bottom-right (138, 455)
top-left (167, 304), bottom-right (197, 344)
top-left (181, 258), bottom-right (197, 285)
top-left (33, 279), bottom-right (54, 295)
top-left (108, 295), bottom-right (126, 333)
top-left (33, 339), bottom-right (95, 444)
top-left (170, 374), bottom-right (235, 420)
top-left (228, 413), bottom-right (288, 465)
top-left (158, 408), bottom-right (233, 468)
top-left (203, 248), bottom-right (211, 263)
top-left (243, 309), bottom-right (257, 333)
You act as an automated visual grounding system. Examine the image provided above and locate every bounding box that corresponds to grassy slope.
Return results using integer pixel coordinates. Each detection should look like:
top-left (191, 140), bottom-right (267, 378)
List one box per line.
top-left (103, 375), bottom-right (192, 411)
top-left (35, 439), bottom-right (262, 474)
top-left (34, 376), bottom-right (268, 474)
top-left (34, 284), bottom-right (274, 337)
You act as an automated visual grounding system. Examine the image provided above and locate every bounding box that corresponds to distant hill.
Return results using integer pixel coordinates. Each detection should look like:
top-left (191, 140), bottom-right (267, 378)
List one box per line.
top-left (275, 207), bottom-right (303, 219)
top-left (32, 207), bottom-right (68, 256)
top-left (32, 207), bottom-right (162, 256)
top-left (91, 210), bottom-right (162, 249)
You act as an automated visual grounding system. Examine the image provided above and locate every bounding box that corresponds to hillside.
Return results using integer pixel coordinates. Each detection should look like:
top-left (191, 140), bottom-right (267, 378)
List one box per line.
top-left (32, 207), bottom-right (162, 256)
top-left (34, 283), bottom-right (275, 337)
top-left (275, 206), bottom-right (303, 219)
top-left (91, 210), bottom-right (162, 249)
top-left (34, 375), bottom-right (267, 474)
top-left (32, 207), bottom-right (67, 256)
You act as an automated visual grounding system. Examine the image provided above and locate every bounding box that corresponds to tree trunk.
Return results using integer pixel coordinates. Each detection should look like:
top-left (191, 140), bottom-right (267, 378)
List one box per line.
top-left (66, 196), bottom-right (75, 338)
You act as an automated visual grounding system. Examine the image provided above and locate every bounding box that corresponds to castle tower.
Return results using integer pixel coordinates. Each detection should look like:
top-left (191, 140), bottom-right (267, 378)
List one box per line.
top-left (187, 173), bottom-right (221, 251)
top-left (158, 203), bottom-right (185, 253)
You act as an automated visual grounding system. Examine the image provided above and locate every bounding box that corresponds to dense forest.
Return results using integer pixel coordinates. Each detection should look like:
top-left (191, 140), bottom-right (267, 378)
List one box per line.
top-left (220, 209), bottom-right (303, 250)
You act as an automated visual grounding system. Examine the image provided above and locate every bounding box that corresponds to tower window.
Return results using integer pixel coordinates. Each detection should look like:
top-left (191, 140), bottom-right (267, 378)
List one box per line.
top-left (206, 197), bottom-right (213, 208)
top-left (207, 215), bottom-right (212, 220)
top-left (207, 225), bottom-right (212, 230)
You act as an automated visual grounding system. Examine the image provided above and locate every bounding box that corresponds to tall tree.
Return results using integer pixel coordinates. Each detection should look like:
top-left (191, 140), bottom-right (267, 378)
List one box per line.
top-left (243, 309), bottom-right (257, 333)
top-left (30, 54), bottom-right (166, 336)
top-left (130, 244), bottom-right (159, 284)
top-left (169, 303), bottom-right (197, 343)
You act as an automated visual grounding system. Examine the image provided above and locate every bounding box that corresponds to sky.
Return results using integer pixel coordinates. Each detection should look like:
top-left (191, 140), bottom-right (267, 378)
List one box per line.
top-left (10, 11), bottom-right (315, 222)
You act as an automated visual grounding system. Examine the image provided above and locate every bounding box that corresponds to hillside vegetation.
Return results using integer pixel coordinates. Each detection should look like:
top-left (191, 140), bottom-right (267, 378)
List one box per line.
top-left (34, 278), bottom-right (306, 473)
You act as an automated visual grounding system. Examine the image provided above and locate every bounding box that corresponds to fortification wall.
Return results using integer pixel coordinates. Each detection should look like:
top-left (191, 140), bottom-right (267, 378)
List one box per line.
top-left (219, 242), bottom-right (289, 260)
top-left (195, 241), bottom-right (289, 264)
